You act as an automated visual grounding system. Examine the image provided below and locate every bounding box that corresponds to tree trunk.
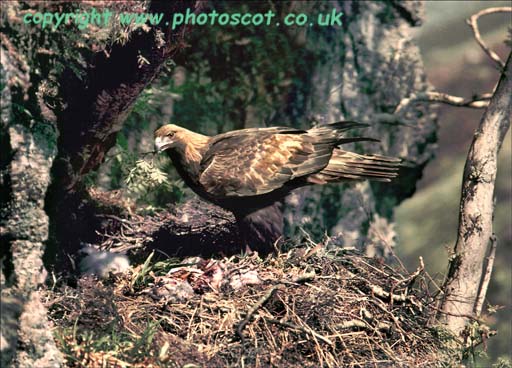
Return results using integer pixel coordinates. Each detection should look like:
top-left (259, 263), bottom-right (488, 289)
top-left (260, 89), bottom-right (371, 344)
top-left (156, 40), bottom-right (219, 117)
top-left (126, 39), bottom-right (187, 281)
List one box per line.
top-left (440, 52), bottom-right (511, 336)
top-left (45, 1), bottom-right (197, 267)
top-left (283, 1), bottom-right (437, 257)
top-left (1, 48), bottom-right (62, 367)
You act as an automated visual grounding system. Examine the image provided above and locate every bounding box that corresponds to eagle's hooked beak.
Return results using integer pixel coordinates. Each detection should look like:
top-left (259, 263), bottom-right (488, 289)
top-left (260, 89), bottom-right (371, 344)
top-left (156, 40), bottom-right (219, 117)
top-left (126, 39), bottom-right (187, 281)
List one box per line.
top-left (154, 135), bottom-right (173, 152)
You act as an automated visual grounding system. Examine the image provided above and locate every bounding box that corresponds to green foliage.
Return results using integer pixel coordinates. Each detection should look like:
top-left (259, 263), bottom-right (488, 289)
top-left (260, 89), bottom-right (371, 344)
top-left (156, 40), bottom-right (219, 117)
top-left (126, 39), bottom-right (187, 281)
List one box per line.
top-left (131, 319), bottom-right (162, 356)
top-left (149, 258), bottom-right (197, 277)
top-left (32, 121), bottom-right (58, 154)
top-left (125, 159), bottom-right (169, 198)
top-left (129, 87), bottom-right (168, 128)
top-left (130, 251), bottom-right (155, 289)
top-left (55, 319), bottom-right (163, 366)
top-left (131, 252), bottom-right (199, 290)
top-left (82, 85), bottom-right (188, 210)
top-left (110, 146), bottom-right (185, 209)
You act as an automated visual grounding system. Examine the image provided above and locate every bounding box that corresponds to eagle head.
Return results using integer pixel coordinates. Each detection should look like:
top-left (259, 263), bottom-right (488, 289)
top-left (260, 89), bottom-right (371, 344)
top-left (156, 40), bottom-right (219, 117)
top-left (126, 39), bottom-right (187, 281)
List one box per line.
top-left (154, 124), bottom-right (187, 152)
top-left (154, 124), bottom-right (210, 164)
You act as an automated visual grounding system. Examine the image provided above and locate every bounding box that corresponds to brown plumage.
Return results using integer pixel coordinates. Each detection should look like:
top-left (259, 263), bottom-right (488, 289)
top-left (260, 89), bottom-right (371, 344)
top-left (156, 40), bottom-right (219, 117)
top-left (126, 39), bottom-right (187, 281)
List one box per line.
top-left (154, 121), bottom-right (400, 253)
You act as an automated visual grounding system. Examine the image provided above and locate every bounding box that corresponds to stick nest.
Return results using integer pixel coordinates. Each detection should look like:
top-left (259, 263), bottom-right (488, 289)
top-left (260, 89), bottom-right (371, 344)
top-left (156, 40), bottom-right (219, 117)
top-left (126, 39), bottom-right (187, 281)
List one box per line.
top-left (45, 246), bottom-right (458, 367)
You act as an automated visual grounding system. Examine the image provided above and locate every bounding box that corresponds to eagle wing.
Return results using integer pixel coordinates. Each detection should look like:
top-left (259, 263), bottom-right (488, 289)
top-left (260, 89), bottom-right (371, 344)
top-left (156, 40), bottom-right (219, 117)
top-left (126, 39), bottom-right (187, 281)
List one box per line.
top-left (199, 127), bottom-right (333, 197)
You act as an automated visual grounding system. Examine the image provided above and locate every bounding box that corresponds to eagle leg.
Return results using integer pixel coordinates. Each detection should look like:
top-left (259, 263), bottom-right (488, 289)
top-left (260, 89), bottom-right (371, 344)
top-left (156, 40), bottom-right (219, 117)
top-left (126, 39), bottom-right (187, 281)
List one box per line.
top-left (234, 201), bottom-right (284, 255)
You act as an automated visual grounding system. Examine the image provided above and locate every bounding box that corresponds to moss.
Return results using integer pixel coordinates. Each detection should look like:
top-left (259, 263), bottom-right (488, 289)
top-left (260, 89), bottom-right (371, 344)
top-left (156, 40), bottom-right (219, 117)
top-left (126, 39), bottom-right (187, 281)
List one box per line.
top-left (32, 121), bottom-right (58, 155)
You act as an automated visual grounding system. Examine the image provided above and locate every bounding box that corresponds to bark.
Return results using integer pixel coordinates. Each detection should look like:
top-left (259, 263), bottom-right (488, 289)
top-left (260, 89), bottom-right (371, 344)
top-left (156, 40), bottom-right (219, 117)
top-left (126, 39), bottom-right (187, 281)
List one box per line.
top-left (440, 52), bottom-right (511, 336)
top-left (1, 1), bottom-right (196, 365)
top-left (1, 52), bottom-right (62, 366)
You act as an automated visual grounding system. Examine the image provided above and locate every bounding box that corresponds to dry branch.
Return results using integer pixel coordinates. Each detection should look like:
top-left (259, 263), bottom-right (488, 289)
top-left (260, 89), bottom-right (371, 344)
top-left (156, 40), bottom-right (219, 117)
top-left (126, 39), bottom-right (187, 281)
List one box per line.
top-left (467, 7), bottom-right (512, 70)
top-left (266, 318), bottom-right (334, 345)
top-left (394, 91), bottom-right (491, 115)
top-left (440, 51), bottom-right (511, 335)
top-left (236, 286), bottom-right (280, 344)
top-left (393, 7), bottom-right (511, 123)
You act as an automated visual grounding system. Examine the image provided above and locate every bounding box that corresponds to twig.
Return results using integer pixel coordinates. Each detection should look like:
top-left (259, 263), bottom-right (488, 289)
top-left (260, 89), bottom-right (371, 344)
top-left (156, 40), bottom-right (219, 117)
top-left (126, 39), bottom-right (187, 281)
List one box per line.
top-left (368, 283), bottom-right (406, 303)
top-left (360, 307), bottom-right (392, 333)
top-left (291, 271), bottom-right (316, 284)
top-left (367, 301), bottom-right (407, 341)
top-left (235, 270), bottom-right (316, 343)
top-left (236, 286), bottom-right (279, 344)
top-left (266, 318), bottom-right (334, 345)
top-left (403, 256), bottom-right (425, 289)
top-left (474, 235), bottom-right (497, 317)
top-left (394, 92), bottom-right (491, 115)
top-left (467, 7), bottom-right (512, 70)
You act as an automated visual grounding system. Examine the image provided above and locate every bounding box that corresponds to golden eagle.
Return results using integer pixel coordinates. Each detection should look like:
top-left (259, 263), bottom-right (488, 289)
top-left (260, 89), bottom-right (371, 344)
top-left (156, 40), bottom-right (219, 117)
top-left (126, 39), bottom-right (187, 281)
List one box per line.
top-left (154, 122), bottom-right (400, 253)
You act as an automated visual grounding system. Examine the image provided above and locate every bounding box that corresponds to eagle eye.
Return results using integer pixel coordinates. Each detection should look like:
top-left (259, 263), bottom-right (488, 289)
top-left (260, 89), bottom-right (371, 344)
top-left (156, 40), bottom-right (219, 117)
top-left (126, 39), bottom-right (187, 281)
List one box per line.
top-left (167, 131), bottom-right (175, 137)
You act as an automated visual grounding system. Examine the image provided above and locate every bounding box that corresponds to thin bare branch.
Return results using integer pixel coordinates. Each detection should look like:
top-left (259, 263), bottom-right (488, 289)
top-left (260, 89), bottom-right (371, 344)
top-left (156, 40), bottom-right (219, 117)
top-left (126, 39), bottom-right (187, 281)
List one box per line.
top-left (474, 235), bottom-right (497, 317)
top-left (394, 92), bottom-right (491, 115)
top-left (236, 286), bottom-right (280, 344)
top-left (394, 8), bottom-right (511, 119)
top-left (403, 256), bottom-right (425, 289)
top-left (266, 318), bottom-right (334, 345)
top-left (467, 7), bottom-right (512, 70)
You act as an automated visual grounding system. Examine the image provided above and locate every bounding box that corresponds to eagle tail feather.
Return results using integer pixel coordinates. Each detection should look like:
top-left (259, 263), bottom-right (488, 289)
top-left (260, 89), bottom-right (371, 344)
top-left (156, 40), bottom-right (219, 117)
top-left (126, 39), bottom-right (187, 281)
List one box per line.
top-left (310, 121), bottom-right (369, 136)
top-left (308, 149), bottom-right (401, 183)
top-left (322, 121), bottom-right (370, 130)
